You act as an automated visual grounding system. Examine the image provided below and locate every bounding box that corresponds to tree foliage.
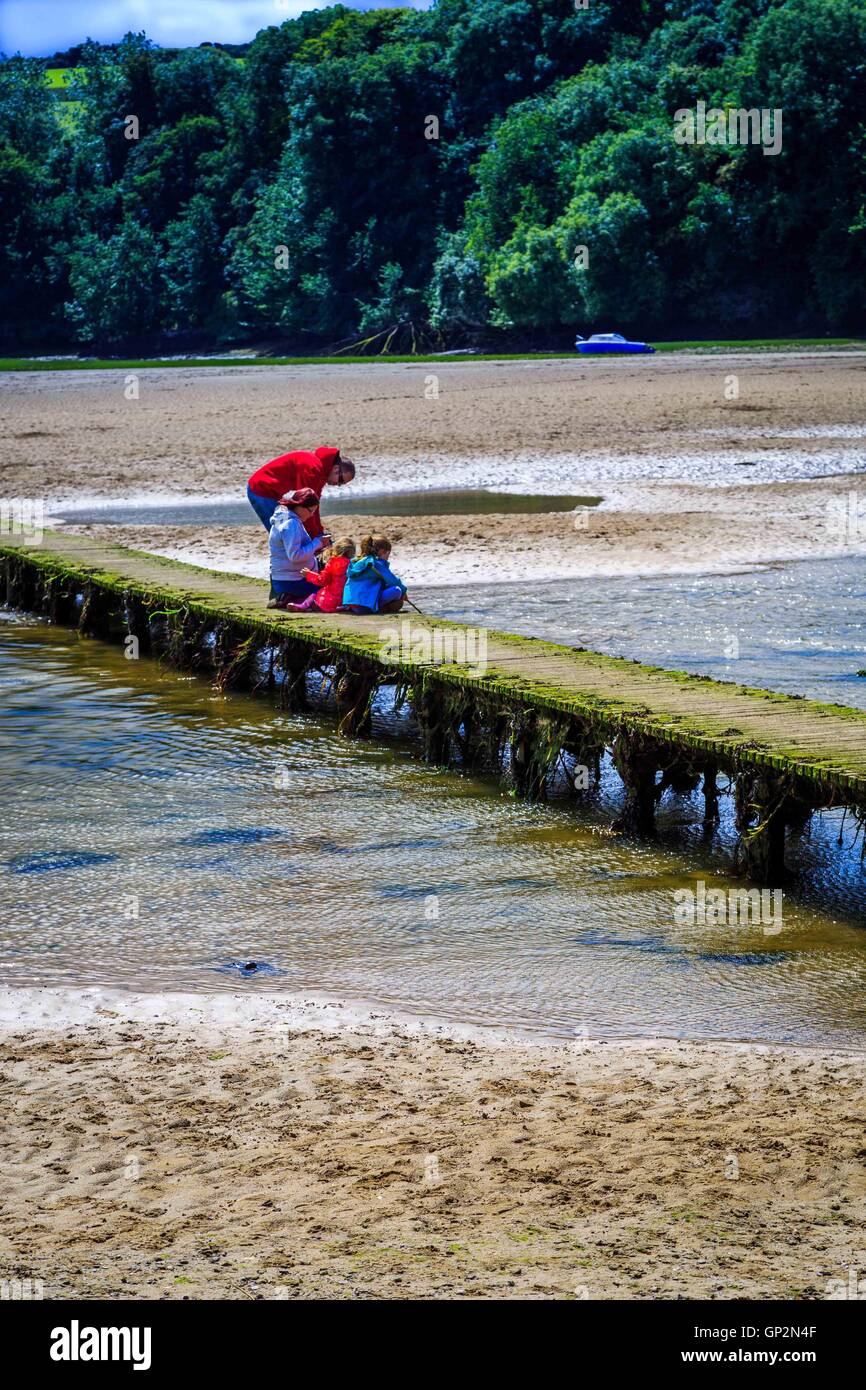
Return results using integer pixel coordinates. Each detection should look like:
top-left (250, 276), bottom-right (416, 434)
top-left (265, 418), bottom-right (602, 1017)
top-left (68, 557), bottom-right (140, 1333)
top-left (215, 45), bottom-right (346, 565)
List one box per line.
top-left (0, 0), bottom-right (864, 348)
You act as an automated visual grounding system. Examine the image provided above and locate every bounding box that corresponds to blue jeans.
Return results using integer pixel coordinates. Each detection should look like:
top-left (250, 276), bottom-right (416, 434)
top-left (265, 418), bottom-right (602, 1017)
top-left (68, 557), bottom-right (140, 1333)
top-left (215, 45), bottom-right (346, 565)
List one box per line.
top-left (248, 486), bottom-right (279, 530)
top-left (271, 577), bottom-right (318, 599)
top-left (342, 586), bottom-right (404, 614)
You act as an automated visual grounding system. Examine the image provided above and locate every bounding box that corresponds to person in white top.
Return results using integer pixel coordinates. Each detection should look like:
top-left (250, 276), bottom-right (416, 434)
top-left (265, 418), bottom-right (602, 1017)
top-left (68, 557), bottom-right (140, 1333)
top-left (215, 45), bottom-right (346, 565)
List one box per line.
top-left (267, 488), bottom-right (332, 608)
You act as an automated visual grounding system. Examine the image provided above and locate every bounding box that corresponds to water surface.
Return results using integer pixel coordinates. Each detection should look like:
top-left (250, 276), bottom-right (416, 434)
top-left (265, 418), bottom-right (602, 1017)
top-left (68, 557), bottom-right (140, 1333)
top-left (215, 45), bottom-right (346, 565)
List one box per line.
top-left (421, 553), bottom-right (866, 708)
top-left (1, 613), bottom-right (864, 1046)
top-left (52, 490), bottom-right (600, 528)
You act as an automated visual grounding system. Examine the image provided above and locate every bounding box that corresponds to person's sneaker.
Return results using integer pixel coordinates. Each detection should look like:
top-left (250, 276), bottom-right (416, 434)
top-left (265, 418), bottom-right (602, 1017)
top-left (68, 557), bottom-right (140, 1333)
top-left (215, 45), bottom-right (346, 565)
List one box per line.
top-left (267, 597), bottom-right (286, 610)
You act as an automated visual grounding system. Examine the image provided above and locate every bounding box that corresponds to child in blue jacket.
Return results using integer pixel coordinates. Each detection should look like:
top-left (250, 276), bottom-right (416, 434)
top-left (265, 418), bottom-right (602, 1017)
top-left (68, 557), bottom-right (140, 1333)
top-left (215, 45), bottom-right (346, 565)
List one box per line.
top-left (341, 535), bottom-right (407, 614)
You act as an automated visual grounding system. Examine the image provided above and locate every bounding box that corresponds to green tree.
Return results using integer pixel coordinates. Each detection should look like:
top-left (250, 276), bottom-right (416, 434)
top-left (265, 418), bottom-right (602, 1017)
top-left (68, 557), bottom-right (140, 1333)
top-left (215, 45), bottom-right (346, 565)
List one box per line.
top-left (164, 193), bottom-right (228, 332)
top-left (3, 0), bottom-right (866, 349)
top-left (65, 222), bottom-right (165, 342)
top-left (0, 57), bottom-right (68, 343)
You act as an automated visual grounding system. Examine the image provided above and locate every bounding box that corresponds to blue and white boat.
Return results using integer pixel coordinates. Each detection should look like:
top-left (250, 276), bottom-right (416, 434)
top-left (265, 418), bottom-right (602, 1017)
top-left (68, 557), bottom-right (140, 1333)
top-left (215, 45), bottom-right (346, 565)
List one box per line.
top-left (575, 333), bottom-right (656, 355)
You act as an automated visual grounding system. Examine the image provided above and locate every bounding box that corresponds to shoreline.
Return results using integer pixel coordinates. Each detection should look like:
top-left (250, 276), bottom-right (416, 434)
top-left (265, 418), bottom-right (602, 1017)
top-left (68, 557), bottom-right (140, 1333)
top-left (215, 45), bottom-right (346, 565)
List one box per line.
top-left (5, 350), bottom-right (864, 589)
top-left (3, 983), bottom-right (866, 1060)
top-left (3, 343), bottom-right (865, 370)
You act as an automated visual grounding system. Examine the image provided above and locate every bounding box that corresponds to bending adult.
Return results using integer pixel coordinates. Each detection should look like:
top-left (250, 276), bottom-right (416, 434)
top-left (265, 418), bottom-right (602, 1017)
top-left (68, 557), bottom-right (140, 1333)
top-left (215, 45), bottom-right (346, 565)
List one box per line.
top-left (267, 489), bottom-right (330, 608)
top-left (247, 446), bottom-right (355, 537)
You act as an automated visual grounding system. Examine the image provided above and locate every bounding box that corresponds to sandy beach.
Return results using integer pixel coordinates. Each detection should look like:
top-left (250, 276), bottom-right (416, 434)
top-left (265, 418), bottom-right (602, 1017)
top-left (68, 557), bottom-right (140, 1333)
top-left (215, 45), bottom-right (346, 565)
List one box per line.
top-left (2, 352), bottom-right (865, 586)
top-left (5, 353), bottom-right (866, 500)
top-left (1, 988), bottom-right (864, 1301)
top-left (2, 352), bottom-right (865, 1301)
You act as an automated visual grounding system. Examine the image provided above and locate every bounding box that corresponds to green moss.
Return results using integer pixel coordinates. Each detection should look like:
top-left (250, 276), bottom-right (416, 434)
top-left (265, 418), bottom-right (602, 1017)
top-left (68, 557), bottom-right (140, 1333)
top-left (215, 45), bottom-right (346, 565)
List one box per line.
top-left (3, 535), bottom-right (866, 802)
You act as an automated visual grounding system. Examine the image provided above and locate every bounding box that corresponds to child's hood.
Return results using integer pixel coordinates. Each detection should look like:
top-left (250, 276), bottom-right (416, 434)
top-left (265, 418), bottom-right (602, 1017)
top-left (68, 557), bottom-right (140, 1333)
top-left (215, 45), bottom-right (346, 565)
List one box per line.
top-left (347, 554), bottom-right (377, 576)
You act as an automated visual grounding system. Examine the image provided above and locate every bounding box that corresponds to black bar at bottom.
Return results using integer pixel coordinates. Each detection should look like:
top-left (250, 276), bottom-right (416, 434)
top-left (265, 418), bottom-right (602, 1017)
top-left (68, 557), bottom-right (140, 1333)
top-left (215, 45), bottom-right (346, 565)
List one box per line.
top-left (4, 1297), bottom-right (858, 1375)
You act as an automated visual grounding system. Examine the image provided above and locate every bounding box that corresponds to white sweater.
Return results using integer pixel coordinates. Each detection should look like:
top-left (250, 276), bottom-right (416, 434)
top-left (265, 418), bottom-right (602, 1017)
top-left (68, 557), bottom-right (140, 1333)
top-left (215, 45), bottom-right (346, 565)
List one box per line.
top-left (268, 507), bottom-right (321, 580)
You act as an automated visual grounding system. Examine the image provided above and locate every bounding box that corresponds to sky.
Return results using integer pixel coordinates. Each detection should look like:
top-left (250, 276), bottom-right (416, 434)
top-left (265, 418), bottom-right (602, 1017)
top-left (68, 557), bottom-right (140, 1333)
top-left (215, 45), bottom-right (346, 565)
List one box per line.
top-left (0, 0), bottom-right (433, 57)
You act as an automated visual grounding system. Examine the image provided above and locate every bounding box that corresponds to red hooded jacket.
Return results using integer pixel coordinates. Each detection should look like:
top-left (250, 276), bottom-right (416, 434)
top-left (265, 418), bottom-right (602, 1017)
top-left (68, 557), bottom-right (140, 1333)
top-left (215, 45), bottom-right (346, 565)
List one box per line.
top-left (304, 553), bottom-right (351, 612)
top-left (248, 446), bottom-right (340, 539)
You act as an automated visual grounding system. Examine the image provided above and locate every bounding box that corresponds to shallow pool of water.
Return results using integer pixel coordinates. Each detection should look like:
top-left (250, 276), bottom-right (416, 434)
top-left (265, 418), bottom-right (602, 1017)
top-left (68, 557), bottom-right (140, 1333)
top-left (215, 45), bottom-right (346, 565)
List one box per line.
top-left (51, 490), bottom-right (600, 528)
top-left (1, 613), bottom-right (864, 1046)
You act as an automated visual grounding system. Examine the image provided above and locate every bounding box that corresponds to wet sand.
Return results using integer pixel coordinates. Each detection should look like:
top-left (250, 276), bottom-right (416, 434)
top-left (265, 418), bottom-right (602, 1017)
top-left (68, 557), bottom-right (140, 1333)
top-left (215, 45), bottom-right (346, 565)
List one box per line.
top-left (4, 352), bottom-right (866, 506)
top-left (58, 473), bottom-right (866, 587)
top-left (2, 352), bottom-right (862, 584)
top-left (1, 989), bottom-right (864, 1301)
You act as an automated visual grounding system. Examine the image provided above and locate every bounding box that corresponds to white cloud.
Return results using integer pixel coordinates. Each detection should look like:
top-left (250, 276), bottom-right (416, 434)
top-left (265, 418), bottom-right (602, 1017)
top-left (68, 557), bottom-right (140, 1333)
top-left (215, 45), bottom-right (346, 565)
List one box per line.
top-left (0, 0), bottom-right (431, 57)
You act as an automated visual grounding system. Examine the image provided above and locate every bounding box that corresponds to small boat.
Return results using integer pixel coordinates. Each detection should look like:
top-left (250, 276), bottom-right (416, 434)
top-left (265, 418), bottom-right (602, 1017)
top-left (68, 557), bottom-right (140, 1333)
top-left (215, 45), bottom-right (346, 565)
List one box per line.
top-left (575, 333), bottom-right (655, 355)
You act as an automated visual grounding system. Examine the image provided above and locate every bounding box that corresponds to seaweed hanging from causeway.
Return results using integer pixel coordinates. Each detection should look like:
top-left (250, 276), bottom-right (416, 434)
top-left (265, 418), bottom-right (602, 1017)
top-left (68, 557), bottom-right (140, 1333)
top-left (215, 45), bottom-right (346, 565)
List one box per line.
top-left (4, 543), bottom-right (866, 890)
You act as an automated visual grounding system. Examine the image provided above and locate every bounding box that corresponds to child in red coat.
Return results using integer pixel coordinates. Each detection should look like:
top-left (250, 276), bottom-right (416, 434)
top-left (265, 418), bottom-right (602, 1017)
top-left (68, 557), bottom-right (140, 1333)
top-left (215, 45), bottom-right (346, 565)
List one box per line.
top-left (285, 537), bottom-right (355, 612)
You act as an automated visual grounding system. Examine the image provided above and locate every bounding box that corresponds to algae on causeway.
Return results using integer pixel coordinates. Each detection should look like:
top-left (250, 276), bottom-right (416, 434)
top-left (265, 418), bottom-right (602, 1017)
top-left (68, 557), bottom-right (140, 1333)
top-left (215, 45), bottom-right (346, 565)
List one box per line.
top-left (3, 529), bottom-right (866, 883)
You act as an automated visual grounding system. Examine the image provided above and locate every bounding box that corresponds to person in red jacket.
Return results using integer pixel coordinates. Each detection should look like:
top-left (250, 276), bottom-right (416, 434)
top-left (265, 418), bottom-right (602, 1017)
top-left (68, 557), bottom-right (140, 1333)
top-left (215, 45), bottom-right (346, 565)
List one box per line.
top-left (247, 446), bottom-right (355, 537)
top-left (283, 537), bottom-right (356, 613)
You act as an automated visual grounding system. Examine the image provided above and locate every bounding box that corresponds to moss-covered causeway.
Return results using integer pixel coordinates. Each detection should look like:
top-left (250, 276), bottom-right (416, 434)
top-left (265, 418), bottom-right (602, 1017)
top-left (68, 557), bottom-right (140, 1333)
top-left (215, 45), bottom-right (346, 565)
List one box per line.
top-left (3, 530), bottom-right (865, 884)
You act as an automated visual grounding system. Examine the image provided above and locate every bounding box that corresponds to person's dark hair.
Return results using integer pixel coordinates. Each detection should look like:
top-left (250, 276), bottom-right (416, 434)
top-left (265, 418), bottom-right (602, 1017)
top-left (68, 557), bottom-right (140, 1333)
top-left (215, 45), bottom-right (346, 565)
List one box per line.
top-left (278, 487), bottom-right (319, 511)
top-left (338, 457), bottom-right (355, 481)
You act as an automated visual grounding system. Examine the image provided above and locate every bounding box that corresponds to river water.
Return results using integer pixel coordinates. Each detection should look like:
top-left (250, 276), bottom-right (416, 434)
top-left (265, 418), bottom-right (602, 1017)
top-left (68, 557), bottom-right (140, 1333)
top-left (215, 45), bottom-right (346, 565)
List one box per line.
top-left (1, 609), bottom-right (864, 1046)
top-left (422, 553), bottom-right (866, 709)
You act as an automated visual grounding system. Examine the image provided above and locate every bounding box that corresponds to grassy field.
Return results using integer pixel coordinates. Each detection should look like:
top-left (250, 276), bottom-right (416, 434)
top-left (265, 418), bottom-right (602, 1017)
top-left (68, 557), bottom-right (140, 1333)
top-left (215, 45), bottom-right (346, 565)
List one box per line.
top-left (44, 67), bottom-right (87, 97)
top-left (0, 339), bottom-right (863, 372)
top-left (43, 60), bottom-right (244, 91)
top-left (44, 68), bottom-right (86, 130)
top-left (44, 68), bottom-right (83, 89)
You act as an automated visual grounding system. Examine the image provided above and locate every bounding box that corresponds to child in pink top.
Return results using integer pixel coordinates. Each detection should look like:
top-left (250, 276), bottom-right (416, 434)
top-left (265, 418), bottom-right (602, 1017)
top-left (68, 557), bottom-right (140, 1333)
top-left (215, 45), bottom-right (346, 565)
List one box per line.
top-left (286, 537), bottom-right (355, 612)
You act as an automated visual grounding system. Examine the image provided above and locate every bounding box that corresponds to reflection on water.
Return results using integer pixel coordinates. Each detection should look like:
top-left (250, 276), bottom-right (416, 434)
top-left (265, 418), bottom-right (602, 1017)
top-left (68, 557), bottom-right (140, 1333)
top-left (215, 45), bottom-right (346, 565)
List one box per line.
top-left (1, 613), bottom-right (864, 1045)
top-left (421, 553), bottom-right (866, 709)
